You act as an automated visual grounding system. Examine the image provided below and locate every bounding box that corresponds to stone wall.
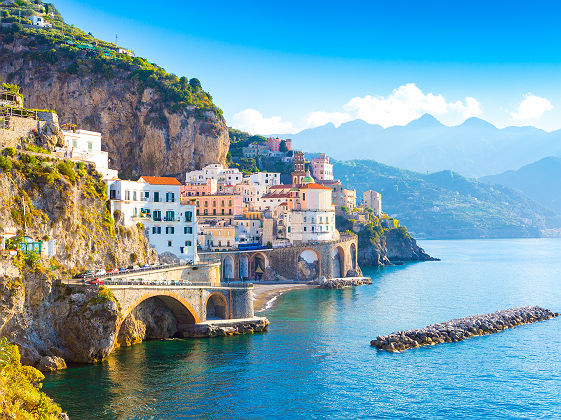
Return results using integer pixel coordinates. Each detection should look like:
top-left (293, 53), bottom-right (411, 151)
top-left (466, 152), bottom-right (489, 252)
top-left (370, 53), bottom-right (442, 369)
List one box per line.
top-left (205, 235), bottom-right (359, 281)
top-left (0, 115), bottom-right (46, 147)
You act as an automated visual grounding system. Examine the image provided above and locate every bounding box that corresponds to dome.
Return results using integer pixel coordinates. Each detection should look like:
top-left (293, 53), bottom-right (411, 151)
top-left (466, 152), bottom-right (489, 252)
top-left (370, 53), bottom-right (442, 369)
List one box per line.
top-left (302, 170), bottom-right (314, 184)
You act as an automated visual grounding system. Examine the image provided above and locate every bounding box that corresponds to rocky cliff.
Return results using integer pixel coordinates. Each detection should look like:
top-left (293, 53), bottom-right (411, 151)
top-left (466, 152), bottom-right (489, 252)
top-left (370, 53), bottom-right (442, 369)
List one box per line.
top-left (0, 149), bottom-right (159, 369)
top-left (336, 212), bottom-right (436, 267)
top-left (0, 32), bottom-right (229, 179)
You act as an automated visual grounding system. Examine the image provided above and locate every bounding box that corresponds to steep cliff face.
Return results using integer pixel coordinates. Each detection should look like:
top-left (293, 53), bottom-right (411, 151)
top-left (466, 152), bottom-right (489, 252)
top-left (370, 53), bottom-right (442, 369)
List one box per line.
top-left (0, 151), bottom-right (160, 369)
top-left (0, 35), bottom-right (229, 178)
top-left (336, 213), bottom-right (436, 267)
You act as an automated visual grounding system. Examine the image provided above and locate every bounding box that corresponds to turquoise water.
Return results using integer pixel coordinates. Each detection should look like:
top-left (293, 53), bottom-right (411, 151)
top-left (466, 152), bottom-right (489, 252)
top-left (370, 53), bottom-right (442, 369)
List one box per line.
top-left (43, 239), bottom-right (561, 419)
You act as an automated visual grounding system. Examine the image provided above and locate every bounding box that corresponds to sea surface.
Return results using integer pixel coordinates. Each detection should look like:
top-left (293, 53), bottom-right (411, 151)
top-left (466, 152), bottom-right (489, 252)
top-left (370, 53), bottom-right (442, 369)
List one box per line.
top-left (43, 239), bottom-right (561, 419)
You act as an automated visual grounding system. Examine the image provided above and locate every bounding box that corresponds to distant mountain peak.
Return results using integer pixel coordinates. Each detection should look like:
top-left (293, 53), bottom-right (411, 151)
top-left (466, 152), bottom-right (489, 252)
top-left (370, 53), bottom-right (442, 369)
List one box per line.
top-left (459, 117), bottom-right (496, 129)
top-left (405, 113), bottom-right (443, 128)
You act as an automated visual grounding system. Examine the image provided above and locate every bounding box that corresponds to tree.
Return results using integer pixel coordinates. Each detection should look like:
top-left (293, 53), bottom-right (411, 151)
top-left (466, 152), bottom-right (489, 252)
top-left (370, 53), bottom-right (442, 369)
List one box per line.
top-left (189, 78), bottom-right (201, 91)
top-left (279, 140), bottom-right (288, 153)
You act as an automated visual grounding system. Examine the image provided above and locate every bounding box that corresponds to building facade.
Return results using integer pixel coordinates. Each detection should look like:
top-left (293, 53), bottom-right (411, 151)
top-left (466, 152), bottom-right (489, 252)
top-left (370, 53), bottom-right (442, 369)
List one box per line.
top-left (310, 153), bottom-right (334, 181)
top-left (106, 176), bottom-right (198, 261)
top-left (60, 128), bottom-right (118, 179)
top-left (268, 137), bottom-right (292, 152)
top-left (363, 190), bottom-right (382, 216)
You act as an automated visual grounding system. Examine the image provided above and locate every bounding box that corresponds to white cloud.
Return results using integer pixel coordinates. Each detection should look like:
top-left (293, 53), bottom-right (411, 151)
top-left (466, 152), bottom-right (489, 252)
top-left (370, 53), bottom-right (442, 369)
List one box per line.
top-left (230, 84), bottom-right (484, 134)
top-left (511, 94), bottom-right (552, 121)
top-left (307, 83), bottom-right (482, 129)
top-left (231, 109), bottom-right (295, 135)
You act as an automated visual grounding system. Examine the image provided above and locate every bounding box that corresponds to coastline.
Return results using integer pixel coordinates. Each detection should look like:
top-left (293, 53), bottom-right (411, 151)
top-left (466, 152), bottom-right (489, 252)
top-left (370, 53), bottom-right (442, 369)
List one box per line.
top-left (253, 283), bottom-right (315, 312)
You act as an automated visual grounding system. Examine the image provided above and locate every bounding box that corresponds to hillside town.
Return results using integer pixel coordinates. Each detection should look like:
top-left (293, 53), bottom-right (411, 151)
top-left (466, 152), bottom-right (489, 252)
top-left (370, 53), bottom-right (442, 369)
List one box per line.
top-left (0, 84), bottom-right (386, 281)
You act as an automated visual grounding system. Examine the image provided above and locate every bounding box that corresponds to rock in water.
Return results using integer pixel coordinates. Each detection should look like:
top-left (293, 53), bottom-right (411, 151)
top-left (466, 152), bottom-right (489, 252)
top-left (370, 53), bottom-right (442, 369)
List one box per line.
top-left (371, 306), bottom-right (558, 352)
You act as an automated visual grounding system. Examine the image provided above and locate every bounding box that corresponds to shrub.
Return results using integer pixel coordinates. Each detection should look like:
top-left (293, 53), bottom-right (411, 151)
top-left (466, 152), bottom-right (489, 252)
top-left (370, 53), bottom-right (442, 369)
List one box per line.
top-left (0, 155), bottom-right (12, 173)
top-left (2, 147), bottom-right (16, 157)
top-left (129, 252), bottom-right (138, 263)
top-left (0, 338), bottom-right (63, 418)
top-left (56, 160), bottom-right (76, 184)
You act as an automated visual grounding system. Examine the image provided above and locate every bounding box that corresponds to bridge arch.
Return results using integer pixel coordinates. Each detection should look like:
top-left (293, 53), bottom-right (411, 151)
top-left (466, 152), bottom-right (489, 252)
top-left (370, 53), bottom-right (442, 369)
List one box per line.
top-left (331, 246), bottom-right (345, 278)
top-left (239, 254), bottom-right (249, 280)
top-left (205, 292), bottom-right (228, 320)
top-left (120, 292), bottom-right (201, 329)
top-left (298, 248), bottom-right (321, 280)
top-left (249, 252), bottom-right (269, 280)
top-left (223, 255), bottom-right (235, 281)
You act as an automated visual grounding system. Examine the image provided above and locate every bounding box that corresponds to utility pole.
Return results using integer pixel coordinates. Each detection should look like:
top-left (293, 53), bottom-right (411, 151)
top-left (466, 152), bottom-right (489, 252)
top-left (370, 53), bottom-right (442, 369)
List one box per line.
top-left (115, 34), bottom-right (118, 45)
top-left (18, 9), bottom-right (21, 24)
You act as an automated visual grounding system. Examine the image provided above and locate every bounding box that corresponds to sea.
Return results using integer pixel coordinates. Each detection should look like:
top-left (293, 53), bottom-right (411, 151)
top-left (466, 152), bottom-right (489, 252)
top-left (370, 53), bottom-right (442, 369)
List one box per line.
top-left (42, 239), bottom-right (561, 419)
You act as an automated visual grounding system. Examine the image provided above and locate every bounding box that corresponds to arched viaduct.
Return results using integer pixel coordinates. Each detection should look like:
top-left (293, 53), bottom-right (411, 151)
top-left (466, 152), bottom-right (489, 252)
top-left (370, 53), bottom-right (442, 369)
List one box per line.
top-left (203, 235), bottom-right (359, 281)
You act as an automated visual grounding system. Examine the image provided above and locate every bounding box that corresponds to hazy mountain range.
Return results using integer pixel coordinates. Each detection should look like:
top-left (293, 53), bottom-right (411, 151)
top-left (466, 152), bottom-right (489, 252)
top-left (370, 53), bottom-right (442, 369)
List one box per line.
top-left (333, 160), bottom-right (561, 239)
top-left (285, 115), bottom-right (561, 178)
top-left (480, 157), bottom-right (561, 215)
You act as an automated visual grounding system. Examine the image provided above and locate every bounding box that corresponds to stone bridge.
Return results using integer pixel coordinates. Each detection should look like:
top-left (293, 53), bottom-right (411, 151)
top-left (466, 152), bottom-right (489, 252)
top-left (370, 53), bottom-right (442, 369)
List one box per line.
top-left (108, 284), bottom-right (255, 335)
top-left (203, 235), bottom-right (359, 282)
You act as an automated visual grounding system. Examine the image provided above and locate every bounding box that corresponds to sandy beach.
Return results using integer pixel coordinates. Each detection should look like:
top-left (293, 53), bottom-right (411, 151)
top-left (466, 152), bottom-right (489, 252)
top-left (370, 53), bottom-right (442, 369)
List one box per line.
top-left (252, 283), bottom-right (315, 312)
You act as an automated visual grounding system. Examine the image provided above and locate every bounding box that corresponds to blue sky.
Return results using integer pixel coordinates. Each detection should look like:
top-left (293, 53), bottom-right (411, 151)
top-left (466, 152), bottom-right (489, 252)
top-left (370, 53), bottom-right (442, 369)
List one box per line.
top-left (54, 0), bottom-right (561, 133)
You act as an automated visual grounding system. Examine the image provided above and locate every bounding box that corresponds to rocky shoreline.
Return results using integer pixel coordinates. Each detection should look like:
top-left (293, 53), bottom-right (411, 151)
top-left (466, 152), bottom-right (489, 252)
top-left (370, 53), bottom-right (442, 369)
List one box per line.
top-left (312, 277), bottom-right (372, 289)
top-left (181, 317), bottom-right (269, 338)
top-left (371, 306), bottom-right (558, 353)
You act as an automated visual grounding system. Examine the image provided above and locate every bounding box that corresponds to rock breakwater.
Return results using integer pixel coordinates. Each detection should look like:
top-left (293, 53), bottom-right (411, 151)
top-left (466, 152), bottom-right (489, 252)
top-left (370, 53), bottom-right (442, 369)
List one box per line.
top-left (312, 277), bottom-right (372, 289)
top-left (182, 317), bottom-right (269, 338)
top-left (371, 306), bottom-right (558, 353)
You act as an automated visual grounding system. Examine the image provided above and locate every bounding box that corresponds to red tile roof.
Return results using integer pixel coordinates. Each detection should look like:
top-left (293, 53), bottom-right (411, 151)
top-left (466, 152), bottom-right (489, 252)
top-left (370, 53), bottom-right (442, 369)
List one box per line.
top-left (139, 176), bottom-right (182, 185)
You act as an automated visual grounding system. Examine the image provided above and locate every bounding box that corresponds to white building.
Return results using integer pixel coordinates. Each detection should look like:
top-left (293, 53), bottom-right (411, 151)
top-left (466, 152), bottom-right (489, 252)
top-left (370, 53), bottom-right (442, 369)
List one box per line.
top-left (30, 16), bottom-right (52, 28)
top-left (185, 163), bottom-right (243, 185)
top-left (60, 129), bottom-right (118, 179)
top-left (234, 218), bottom-right (262, 244)
top-left (363, 190), bottom-right (382, 216)
top-left (285, 183), bottom-right (337, 243)
top-left (106, 176), bottom-right (197, 262)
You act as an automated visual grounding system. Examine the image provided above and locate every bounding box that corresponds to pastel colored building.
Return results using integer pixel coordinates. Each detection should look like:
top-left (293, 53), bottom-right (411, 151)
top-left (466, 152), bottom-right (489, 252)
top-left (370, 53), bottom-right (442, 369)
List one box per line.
top-left (106, 176), bottom-right (197, 261)
top-left (191, 194), bottom-right (244, 218)
top-left (310, 153), bottom-right (334, 181)
top-left (268, 137), bottom-right (292, 152)
top-left (199, 224), bottom-right (236, 251)
top-left (180, 178), bottom-right (218, 197)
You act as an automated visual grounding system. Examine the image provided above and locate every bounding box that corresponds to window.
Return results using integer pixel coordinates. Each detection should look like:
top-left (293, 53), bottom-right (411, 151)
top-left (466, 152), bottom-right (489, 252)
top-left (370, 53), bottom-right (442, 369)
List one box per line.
top-left (303, 193), bottom-right (306, 200)
top-left (221, 209), bottom-right (225, 215)
top-left (185, 211), bottom-right (193, 222)
top-left (125, 190), bottom-right (130, 200)
top-left (204, 209), bottom-right (208, 215)
top-left (213, 209), bottom-right (216, 215)
top-left (304, 226), bottom-right (307, 231)
top-left (213, 200), bottom-right (216, 207)
top-left (166, 192), bottom-right (175, 203)
top-left (204, 201), bottom-right (208, 207)
top-left (197, 209), bottom-right (200, 215)
top-left (185, 241), bottom-right (192, 246)
top-left (229, 209), bottom-right (232, 215)
top-left (144, 191), bottom-right (149, 200)
top-left (152, 227), bottom-right (161, 234)
top-left (165, 211), bottom-right (175, 221)
top-left (184, 226), bottom-right (192, 234)
top-left (154, 192), bottom-right (160, 202)
top-left (109, 189), bottom-right (116, 199)
top-left (168, 240), bottom-right (172, 247)
top-left (166, 227), bottom-right (175, 234)
top-left (72, 140), bottom-right (77, 148)
top-left (133, 191), bottom-right (137, 201)
top-left (229, 199), bottom-right (232, 206)
top-left (221, 200), bottom-right (225, 207)
top-left (88, 142), bottom-right (93, 151)
top-left (153, 210), bottom-right (161, 221)
top-left (304, 216), bottom-right (307, 222)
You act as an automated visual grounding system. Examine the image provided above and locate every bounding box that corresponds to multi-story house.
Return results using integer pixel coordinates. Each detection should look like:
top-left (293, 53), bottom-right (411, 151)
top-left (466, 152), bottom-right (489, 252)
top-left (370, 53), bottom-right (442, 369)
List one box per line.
top-left (310, 153), bottom-right (334, 181)
top-left (185, 163), bottom-right (243, 185)
top-left (60, 128), bottom-right (118, 179)
top-left (106, 176), bottom-right (197, 262)
top-left (189, 193), bottom-right (244, 219)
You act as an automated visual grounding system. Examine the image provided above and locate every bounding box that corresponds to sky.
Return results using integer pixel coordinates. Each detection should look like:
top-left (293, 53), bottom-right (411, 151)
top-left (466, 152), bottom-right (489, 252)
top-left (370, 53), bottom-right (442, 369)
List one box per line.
top-left (53, 0), bottom-right (561, 134)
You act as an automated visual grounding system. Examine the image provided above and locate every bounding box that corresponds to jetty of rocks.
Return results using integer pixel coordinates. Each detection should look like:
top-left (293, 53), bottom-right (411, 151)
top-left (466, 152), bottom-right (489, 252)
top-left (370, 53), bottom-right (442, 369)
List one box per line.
top-left (371, 306), bottom-right (558, 353)
top-left (312, 277), bottom-right (372, 289)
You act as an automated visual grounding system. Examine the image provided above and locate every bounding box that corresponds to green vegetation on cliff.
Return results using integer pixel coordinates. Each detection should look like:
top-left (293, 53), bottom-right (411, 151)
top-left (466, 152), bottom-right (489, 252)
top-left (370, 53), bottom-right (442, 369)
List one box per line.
top-left (0, 338), bottom-right (62, 419)
top-left (1, 0), bottom-right (222, 119)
